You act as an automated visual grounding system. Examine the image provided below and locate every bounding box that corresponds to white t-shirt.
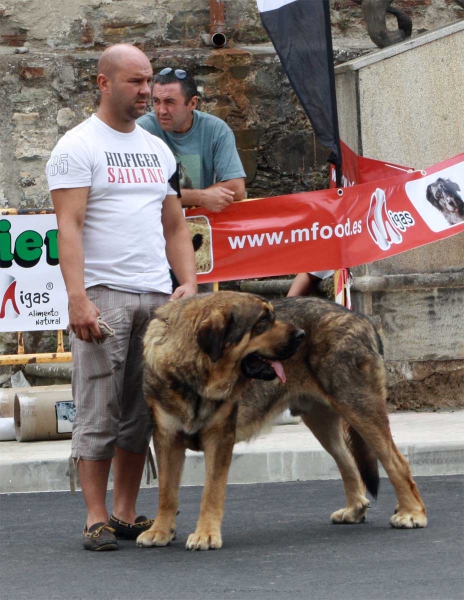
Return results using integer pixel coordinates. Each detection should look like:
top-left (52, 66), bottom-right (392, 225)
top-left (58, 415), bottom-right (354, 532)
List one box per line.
top-left (46, 114), bottom-right (178, 294)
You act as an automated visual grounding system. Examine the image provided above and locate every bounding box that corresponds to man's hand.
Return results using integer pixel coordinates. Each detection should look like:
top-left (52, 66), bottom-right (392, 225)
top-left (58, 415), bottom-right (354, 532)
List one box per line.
top-left (200, 187), bottom-right (235, 213)
top-left (170, 282), bottom-right (198, 301)
top-left (178, 179), bottom-right (244, 211)
top-left (69, 295), bottom-right (102, 343)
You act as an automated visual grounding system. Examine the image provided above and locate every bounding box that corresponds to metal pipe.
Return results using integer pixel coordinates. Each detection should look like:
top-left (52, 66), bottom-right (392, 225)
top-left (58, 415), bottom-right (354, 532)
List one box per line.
top-left (240, 271), bottom-right (464, 296)
top-left (15, 387), bottom-right (74, 441)
top-left (210, 0), bottom-right (227, 48)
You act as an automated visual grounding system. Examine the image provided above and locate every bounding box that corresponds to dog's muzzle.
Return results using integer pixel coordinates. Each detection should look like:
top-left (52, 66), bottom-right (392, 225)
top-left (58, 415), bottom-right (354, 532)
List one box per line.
top-left (241, 327), bottom-right (305, 383)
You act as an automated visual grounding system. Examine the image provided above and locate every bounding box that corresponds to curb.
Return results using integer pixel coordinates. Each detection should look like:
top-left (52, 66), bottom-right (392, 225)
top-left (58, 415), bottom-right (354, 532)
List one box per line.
top-left (1, 441), bottom-right (463, 494)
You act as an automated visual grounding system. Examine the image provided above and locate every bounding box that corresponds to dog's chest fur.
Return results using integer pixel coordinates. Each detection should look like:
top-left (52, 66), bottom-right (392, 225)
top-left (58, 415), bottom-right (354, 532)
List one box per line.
top-left (146, 372), bottom-right (235, 438)
top-left (182, 397), bottom-right (227, 435)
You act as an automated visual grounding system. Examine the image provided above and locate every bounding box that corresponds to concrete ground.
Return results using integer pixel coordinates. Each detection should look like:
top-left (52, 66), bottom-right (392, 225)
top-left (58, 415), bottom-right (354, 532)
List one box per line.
top-left (1, 476), bottom-right (463, 600)
top-left (1, 410), bottom-right (463, 494)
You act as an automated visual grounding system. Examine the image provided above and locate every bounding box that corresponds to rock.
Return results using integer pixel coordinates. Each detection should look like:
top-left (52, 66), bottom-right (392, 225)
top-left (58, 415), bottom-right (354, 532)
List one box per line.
top-left (56, 107), bottom-right (75, 128)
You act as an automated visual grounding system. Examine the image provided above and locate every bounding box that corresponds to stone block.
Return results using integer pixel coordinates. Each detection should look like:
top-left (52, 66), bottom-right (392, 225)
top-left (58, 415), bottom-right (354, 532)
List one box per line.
top-left (386, 360), bottom-right (464, 411)
top-left (20, 67), bottom-right (45, 80)
top-left (19, 174), bottom-right (37, 188)
top-left (56, 63), bottom-right (76, 86)
top-left (56, 107), bottom-right (75, 128)
top-left (233, 129), bottom-right (259, 150)
top-left (0, 332), bottom-right (17, 355)
top-left (50, 63), bottom-right (77, 100)
top-left (265, 132), bottom-right (318, 175)
top-left (364, 234), bottom-right (464, 276)
top-left (18, 165), bottom-right (48, 196)
top-left (102, 21), bottom-right (150, 43)
top-left (12, 113), bottom-right (40, 126)
top-left (14, 128), bottom-right (58, 161)
top-left (403, 0), bottom-right (431, 7)
top-left (10, 88), bottom-right (51, 105)
top-left (254, 69), bottom-right (277, 92)
top-left (208, 106), bottom-right (230, 121)
top-left (373, 287), bottom-right (464, 362)
top-left (237, 149), bottom-right (258, 184)
top-left (165, 10), bottom-right (209, 42)
top-left (230, 65), bottom-right (250, 80)
top-left (1, 32), bottom-right (27, 47)
top-left (65, 19), bottom-right (94, 47)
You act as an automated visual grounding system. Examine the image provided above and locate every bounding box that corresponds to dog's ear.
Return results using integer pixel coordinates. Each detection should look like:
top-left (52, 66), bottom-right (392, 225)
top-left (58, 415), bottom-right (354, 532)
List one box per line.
top-left (222, 309), bottom-right (252, 347)
top-left (196, 310), bottom-right (234, 362)
top-left (426, 183), bottom-right (439, 208)
top-left (445, 179), bottom-right (461, 193)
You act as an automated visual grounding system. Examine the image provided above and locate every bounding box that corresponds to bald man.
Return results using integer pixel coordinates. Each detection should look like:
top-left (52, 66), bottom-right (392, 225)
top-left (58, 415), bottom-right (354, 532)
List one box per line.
top-left (46, 44), bottom-right (197, 551)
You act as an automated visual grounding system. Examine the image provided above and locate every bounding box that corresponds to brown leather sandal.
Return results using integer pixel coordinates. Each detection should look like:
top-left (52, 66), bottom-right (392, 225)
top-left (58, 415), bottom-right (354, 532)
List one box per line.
top-left (109, 515), bottom-right (154, 540)
top-left (83, 522), bottom-right (119, 551)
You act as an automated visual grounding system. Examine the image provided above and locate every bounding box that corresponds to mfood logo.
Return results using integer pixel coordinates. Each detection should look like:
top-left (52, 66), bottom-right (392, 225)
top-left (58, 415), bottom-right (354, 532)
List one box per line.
top-left (0, 273), bottom-right (20, 319)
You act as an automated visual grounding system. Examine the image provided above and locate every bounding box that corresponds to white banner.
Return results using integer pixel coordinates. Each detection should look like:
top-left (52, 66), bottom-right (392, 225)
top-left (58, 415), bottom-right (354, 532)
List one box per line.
top-left (257, 0), bottom-right (297, 12)
top-left (0, 215), bottom-right (69, 332)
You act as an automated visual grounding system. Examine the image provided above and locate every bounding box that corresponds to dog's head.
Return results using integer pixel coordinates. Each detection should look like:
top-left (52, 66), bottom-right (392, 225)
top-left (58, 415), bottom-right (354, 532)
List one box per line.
top-left (144, 291), bottom-right (304, 400)
top-left (426, 178), bottom-right (464, 222)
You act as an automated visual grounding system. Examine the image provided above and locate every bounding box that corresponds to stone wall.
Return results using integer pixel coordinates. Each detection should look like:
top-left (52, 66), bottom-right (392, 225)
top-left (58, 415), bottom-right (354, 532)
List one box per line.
top-left (1, 0), bottom-right (462, 50)
top-left (0, 45), bottom-right (336, 211)
top-left (0, 1), bottom-right (462, 209)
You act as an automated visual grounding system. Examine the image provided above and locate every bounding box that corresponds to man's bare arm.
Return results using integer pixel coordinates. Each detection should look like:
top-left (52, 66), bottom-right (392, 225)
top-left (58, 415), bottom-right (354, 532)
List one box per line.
top-left (179, 177), bottom-right (246, 212)
top-left (162, 195), bottom-right (198, 299)
top-left (51, 187), bottom-right (102, 343)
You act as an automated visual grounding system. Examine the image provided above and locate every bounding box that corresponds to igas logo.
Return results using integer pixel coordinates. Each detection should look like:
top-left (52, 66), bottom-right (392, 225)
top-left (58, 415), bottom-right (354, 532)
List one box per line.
top-left (367, 188), bottom-right (414, 251)
top-left (0, 274), bottom-right (20, 319)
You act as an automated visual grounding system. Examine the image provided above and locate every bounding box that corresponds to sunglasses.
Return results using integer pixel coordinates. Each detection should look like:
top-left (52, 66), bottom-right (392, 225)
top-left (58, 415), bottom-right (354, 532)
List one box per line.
top-left (158, 68), bottom-right (187, 79)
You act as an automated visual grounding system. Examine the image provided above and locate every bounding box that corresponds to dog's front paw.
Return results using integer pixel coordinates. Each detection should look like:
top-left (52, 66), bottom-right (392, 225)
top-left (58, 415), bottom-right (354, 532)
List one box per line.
top-left (185, 529), bottom-right (222, 551)
top-left (390, 510), bottom-right (427, 529)
top-left (136, 526), bottom-right (176, 547)
top-left (331, 498), bottom-right (371, 524)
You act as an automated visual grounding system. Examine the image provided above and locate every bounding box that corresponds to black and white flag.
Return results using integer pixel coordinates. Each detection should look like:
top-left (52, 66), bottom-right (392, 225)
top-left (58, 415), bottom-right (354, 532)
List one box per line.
top-left (257, 0), bottom-right (341, 171)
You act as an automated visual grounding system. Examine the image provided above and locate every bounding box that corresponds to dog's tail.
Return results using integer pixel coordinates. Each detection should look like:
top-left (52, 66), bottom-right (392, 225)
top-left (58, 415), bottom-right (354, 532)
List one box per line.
top-left (345, 424), bottom-right (379, 499)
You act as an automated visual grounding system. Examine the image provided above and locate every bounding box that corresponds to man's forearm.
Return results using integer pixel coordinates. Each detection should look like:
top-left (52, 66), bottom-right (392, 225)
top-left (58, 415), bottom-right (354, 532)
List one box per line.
top-left (165, 223), bottom-right (197, 288)
top-left (58, 230), bottom-right (87, 301)
top-left (215, 178), bottom-right (245, 201)
top-left (180, 178), bottom-right (246, 208)
top-left (51, 187), bottom-right (89, 303)
top-left (178, 188), bottom-right (209, 207)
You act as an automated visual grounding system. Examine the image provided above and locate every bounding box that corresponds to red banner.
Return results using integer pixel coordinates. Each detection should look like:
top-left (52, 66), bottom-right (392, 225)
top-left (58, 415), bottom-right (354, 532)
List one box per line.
top-left (186, 144), bottom-right (464, 283)
top-left (330, 141), bottom-right (414, 187)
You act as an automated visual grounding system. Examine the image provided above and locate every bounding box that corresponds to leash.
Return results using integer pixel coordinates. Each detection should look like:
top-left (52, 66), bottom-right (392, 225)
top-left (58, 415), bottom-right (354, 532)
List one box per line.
top-left (146, 446), bottom-right (158, 484)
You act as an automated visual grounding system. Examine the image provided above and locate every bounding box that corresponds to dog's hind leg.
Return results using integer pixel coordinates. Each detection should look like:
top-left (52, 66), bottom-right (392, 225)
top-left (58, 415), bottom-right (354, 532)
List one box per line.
top-left (137, 429), bottom-right (186, 548)
top-left (300, 401), bottom-right (373, 524)
top-left (335, 400), bottom-right (427, 529)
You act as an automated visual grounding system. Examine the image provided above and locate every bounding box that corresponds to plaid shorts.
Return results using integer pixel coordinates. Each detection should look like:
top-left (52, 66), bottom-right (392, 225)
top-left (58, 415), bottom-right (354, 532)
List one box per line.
top-left (70, 286), bottom-right (169, 461)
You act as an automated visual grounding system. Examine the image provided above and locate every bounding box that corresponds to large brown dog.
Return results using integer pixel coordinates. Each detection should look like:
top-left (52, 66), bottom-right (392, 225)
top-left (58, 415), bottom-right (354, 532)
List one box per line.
top-left (137, 291), bottom-right (426, 551)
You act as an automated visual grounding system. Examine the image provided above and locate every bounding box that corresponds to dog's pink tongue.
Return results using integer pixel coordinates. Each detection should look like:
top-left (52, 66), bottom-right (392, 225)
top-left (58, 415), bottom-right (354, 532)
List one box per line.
top-left (271, 360), bottom-right (286, 384)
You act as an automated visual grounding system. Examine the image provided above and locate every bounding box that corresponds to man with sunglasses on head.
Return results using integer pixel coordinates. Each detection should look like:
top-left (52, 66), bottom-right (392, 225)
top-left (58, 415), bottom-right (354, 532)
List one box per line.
top-left (137, 68), bottom-right (246, 214)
